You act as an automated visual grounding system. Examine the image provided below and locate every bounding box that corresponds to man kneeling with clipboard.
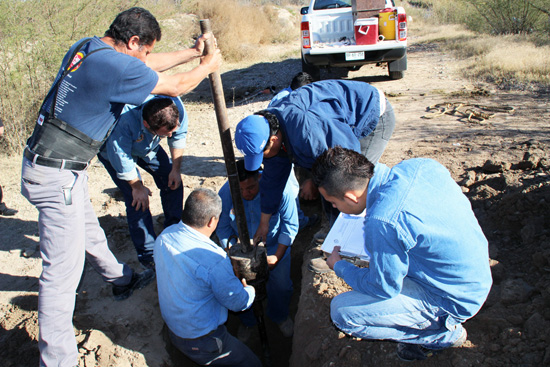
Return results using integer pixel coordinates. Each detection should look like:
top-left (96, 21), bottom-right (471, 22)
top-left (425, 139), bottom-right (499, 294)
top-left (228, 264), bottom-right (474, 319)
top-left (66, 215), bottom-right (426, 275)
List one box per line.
top-left (310, 146), bottom-right (492, 362)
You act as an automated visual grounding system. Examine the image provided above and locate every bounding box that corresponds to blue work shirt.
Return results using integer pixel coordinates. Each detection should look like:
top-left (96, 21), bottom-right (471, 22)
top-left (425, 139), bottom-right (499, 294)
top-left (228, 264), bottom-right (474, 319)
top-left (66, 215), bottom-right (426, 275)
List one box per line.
top-left (261, 79), bottom-right (382, 215)
top-left (334, 159), bottom-right (493, 321)
top-left (99, 95), bottom-right (188, 181)
top-left (268, 86), bottom-right (292, 106)
top-left (38, 36), bottom-right (158, 141)
top-left (154, 221), bottom-right (255, 339)
top-left (216, 175), bottom-right (299, 253)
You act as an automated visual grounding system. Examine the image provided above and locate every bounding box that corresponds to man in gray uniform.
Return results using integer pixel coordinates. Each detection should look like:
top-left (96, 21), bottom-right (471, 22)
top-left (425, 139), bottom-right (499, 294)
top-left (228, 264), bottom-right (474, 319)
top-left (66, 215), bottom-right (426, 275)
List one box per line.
top-left (20, 7), bottom-right (221, 367)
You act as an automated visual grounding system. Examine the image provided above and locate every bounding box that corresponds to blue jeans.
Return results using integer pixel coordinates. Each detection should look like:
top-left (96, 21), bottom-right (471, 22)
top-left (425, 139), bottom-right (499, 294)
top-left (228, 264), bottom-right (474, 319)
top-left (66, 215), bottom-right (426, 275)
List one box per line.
top-left (359, 98), bottom-right (396, 165)
top-left (98, 147), bottom-right (183, 263)
top-left (239, 248), bottom-right (293, 326)
top-left (330, 278), bottom-right (465, 349)
top-left (169, 324), bottom-right (261, 367)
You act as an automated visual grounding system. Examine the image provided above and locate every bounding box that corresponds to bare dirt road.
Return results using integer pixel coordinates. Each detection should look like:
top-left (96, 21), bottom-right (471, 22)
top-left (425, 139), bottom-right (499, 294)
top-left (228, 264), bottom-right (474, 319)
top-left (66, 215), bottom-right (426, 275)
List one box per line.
top-left (1, 34), bottom-right (549, 367)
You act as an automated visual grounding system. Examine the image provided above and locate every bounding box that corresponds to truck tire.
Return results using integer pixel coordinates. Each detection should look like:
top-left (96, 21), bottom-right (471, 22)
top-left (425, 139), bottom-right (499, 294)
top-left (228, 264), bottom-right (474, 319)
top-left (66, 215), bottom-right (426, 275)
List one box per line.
top-left (388, 70), bottom-right (404, 80)
top-left (387, 54), bottom-right (407, 80)
top-left (301, 57), bottom-right (321, 81)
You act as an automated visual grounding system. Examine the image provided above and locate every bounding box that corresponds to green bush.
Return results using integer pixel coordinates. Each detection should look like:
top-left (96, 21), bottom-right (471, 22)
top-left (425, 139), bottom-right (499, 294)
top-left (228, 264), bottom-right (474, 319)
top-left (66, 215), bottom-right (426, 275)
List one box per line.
top-left (464, 0), bottom-right (547, 35)
top-left (0, 0), bottom-right (295, 154)
top-left (410, 0), bottom-right (549, 37)
top-left (0, 0), bottom-right (128, 153)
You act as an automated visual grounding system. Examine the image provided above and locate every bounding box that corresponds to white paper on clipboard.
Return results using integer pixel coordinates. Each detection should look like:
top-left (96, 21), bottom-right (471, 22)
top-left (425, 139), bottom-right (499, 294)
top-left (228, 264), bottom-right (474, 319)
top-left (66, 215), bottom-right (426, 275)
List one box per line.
top-left (321, 209), bottom-right (371, 261)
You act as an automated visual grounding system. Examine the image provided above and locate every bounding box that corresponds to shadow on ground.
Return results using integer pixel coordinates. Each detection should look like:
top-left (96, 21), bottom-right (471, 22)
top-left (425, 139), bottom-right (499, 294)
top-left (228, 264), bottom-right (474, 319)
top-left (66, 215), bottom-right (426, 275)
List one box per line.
top-left (181, 57), bottom-right (397, 106)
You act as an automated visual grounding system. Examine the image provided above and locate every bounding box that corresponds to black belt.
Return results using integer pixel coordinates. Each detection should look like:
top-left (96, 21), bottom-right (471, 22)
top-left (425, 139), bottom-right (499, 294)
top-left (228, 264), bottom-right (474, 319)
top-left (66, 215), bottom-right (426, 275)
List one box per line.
top-left (24, 147), bottom-right (89, 171)
top-left (169, 327), bottom-right (218, 341)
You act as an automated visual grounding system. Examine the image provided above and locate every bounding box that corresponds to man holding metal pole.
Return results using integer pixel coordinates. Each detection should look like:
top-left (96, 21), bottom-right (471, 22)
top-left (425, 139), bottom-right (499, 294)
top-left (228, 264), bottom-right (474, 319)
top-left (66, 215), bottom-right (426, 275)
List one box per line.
top-left (20, 7), bottom-right (221, 366)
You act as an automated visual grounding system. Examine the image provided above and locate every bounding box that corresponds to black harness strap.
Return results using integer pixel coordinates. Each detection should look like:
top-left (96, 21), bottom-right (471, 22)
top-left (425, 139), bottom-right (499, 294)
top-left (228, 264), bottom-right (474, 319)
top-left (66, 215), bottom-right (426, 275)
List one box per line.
top-left (27, 39), bottom-right (112, 164)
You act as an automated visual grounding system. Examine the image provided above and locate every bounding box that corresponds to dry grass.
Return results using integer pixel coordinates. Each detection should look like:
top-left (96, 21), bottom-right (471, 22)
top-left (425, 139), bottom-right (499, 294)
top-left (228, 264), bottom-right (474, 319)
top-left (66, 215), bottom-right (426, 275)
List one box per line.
top-left (0, 0), bottom-right (299, 154)
top-left (468, 39), bottom-right (550, 85)
top-left (405, 1), bottom-right (550, 89)
top-left (193, 0), bottom-right (298, 61)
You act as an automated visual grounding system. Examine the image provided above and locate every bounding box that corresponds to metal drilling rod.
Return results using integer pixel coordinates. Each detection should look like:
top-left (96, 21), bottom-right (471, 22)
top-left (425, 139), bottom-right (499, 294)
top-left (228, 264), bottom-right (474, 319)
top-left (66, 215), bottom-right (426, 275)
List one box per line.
top-left (200, 19), bottom-right (272, 367)
top-left (199, 19), bottom-right (252, 253)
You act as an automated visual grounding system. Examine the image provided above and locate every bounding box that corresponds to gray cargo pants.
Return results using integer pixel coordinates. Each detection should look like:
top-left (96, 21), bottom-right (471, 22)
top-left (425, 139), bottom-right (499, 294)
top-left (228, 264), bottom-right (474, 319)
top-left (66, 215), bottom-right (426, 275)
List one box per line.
top-left (21, 157), bottom-right (133, 367)
top-left (359, 98), bottom-right (396, 165)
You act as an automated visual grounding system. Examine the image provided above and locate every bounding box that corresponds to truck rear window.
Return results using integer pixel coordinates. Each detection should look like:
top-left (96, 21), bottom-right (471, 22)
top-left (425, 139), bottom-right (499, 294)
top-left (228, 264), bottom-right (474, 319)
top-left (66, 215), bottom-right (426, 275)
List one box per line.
top-left (313, 0), bottom-right (352, 10)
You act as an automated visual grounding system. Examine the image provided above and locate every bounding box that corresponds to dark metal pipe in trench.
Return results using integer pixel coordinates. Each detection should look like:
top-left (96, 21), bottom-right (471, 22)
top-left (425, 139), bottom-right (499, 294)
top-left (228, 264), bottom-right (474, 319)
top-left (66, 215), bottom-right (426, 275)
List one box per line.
top-left (199, 19), bottom-right (272, 367)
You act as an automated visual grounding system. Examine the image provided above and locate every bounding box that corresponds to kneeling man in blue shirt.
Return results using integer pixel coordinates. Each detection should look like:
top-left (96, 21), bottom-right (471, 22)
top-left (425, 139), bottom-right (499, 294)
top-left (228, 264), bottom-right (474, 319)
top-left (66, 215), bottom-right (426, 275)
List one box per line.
top-left (311, 147), bottom-right (493, 362)
top-left (154, 188), bottom-right (261, 367)
top-left (98, 95), bottom-right (187, 269)
top-left (216, 159), bottom-right (298, 338)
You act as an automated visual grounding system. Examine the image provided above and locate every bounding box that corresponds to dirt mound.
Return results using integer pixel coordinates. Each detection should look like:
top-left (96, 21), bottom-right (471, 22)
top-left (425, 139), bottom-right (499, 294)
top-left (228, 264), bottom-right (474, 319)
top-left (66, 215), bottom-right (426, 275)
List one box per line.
top-left (290, 140), bottom-right (550, 367)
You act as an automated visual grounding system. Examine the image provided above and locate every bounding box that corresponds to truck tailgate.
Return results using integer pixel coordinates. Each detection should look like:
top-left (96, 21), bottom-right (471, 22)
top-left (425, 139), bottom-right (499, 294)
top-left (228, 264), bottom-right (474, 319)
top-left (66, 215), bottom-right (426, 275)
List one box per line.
top-left (308, 40), bottom-right (407, 55)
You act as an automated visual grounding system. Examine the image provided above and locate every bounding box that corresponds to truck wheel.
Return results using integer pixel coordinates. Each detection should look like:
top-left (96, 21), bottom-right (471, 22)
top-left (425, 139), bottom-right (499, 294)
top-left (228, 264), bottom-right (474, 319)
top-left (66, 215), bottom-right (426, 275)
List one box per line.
top-left (388, 70), bottom-right (404, 80)
top-left (302, 58), bottom-right (321, 81)
top-left (387, 55), bottom-right (407, 80)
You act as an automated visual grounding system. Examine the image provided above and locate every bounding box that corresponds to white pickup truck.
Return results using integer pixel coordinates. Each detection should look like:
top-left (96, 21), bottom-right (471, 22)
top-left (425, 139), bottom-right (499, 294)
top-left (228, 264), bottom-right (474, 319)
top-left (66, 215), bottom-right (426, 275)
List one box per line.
top-left (300, 0), bottom-right (408, 80)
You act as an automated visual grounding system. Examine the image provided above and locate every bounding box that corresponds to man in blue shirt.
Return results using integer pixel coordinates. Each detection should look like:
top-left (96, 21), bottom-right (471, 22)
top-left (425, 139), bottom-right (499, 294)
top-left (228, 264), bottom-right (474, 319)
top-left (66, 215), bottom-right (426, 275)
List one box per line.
top-left (269, 71), bottom-right (318, 232)
top-left (20, 7), bottom-right (222, 366)
top-left (311, 147), bottom-right (493, 361)
top-left (155, 188), bottom-right (261, 367)
top-left (269, 71), bottom-right (314, 106)
top-left (234, 79), bottom-right (396, 245)
top-left (98, 95), bottom-right (187, 269)
top-left (216, 159), bottom-right (298, 338)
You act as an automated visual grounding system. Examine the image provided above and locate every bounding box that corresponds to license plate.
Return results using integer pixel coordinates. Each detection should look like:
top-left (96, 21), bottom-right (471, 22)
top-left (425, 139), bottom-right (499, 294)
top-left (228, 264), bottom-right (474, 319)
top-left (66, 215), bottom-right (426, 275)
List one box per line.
top-left (345, 51), bottom-right (364, 61)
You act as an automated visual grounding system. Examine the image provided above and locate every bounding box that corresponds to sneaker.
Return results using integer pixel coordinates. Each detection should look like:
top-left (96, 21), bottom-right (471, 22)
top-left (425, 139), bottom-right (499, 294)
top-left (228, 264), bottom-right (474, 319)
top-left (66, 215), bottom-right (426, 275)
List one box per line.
top-left (396, 327), bottom-right (467, 362)
top-left (299, 214), bottom-right (320, 231)
top-left (112, 269), bottom-right (155, 301)
top-left (0, 202), bottom-right (17, 216)
top-left (237, 324), bottom-right (254, 343)
top-left (312, 230), bottom-right (327, 245)
top-left (140, 259), bottom-right (156, 271)
top-left (396, 343), bottom-right (436, 361)
top-left (451, 327), bottom-right (468, 347)
top-left (307, 257), bottom-right (333, 274)
top-left (278, 317), bottom-right (294, 338)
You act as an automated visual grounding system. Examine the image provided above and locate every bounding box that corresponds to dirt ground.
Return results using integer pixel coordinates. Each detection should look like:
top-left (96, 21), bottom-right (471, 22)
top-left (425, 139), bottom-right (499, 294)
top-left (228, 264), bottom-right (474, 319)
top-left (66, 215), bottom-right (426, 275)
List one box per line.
top-left (1, 33), bottom-right (550, 367)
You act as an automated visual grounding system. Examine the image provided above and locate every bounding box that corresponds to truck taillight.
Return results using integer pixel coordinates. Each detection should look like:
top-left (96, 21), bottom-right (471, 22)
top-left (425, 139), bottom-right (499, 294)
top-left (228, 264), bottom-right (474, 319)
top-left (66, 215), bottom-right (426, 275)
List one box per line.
top-left (301, 21), bottom-right (311, 49)
top-left (397, 13), bottom-right (407, 41)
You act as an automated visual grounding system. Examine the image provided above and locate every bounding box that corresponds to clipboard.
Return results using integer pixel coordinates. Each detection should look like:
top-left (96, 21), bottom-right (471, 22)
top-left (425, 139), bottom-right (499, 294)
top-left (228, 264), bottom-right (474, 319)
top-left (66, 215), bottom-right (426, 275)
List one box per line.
top-left (321, 209), bottom-right (370, 267)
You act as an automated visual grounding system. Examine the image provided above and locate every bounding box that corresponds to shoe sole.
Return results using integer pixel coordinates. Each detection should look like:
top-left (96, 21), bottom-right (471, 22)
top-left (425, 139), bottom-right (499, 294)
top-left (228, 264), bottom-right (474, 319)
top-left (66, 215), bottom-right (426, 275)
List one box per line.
top-left (451, 328), bottom-right (468, 347)
top-left (135, 271), bottom-right (155, 290)
top-left (396, 344), bottom-right (436, 362)
top-left (113, 271), bottom-right (155, 301)
top-left (307, 264), bottom-right (333, 274)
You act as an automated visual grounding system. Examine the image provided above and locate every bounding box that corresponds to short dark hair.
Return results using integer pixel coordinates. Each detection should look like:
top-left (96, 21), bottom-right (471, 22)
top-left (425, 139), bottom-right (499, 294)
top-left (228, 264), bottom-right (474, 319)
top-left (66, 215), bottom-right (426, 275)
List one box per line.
top-left (143, 98), bottom-right (179, 132)
top-left (254, 110), bottom-right (279, 138)
top-left (236, 159), bottom-right (260, 182)
top-left (312, 146), bottom-right (374, 197)
top-left (290, 72), bottom-right (314, 90)
top-left (181, 188), bottom-right (222, 228)
top-left (104, 7), bottom-right (162, 46)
